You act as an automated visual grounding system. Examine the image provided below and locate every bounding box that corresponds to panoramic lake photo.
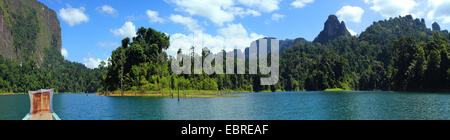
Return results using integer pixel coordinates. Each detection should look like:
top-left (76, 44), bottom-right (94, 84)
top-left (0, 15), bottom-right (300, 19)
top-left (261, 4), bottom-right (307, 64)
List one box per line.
top-left (0, 0), bottom-right (449, 136)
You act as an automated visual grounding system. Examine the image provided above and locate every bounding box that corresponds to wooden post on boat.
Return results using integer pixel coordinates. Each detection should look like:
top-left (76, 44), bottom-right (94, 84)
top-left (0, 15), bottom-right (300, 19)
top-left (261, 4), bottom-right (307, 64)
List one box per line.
top-left (23, 89), bottom-right (61, 120)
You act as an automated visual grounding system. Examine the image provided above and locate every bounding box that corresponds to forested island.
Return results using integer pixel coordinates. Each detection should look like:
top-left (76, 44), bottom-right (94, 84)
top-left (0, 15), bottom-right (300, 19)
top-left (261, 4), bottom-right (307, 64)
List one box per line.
top-left (0, 0), bottom-right (448, 95)
top-left (100, 15), bottom-right (449, 95)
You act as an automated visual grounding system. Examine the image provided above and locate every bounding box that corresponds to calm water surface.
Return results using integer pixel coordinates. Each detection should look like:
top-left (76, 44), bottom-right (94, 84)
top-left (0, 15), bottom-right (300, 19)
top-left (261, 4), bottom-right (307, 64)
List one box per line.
top-left (0, 91), bottom-right (448, 120)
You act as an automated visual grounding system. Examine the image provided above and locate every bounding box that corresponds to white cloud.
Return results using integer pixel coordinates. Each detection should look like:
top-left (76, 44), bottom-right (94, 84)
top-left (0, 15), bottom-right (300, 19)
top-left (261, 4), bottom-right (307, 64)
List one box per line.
top-left (126, 15), bottom-right (136, 21)
top-left (237, 0), bottom-right (281, 13)
top-left (83, 57), bottom-right (102, 69)
top-left (146, 10), bottom-right (165, 23)
top-left (110, 21), bottom-right (136, 39)
top-left (291, 0), bottom-right (315, 8)
top-left (336, 6), bottom-right (365, 23)
top-left (59, 5), bottom-right (89, 26)
top-left (228, 7), bottom-right (262, 17)
top-left (97, 42), bottom-right (119, 48)
top-left (427, 0), bottom-right (450, 24)
top-left (217, 23), bottom-right (264, 51)
top-left (347, 28), bottom-right (358, 36)
top-left (61, 48), bottom-right (68, 58)
top-left (271, 13), bottom-right (285, 21)
top-left (166, 0), bottom-right (235, 25)
top-left (165, 0), bottom-right (266, 26)
top-left (98, 5), bottom-right (118, 16)
top-left (168, 23), bottom-right (264, 56)
top-left (365, 0), bottom-right (417, 17)
top-left (169, 14), bottom-right (203, 33)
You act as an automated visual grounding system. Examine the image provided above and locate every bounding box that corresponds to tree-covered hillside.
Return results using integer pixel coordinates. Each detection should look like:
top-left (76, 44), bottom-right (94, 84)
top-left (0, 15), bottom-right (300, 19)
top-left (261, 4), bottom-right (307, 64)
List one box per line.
top-left (0, 43), bottom-right (104, 93)
top-left (281, 15), bottom-right (449, 91)
top-left (103, 15), bottom-right (449, 93)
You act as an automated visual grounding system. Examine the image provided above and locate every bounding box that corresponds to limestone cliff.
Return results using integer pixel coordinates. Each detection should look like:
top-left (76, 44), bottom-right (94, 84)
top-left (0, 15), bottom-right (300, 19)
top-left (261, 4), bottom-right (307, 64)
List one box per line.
top-left (0, 0), bottom-right (61, 63)
top-left (313, 15), bottom-right (351, 44)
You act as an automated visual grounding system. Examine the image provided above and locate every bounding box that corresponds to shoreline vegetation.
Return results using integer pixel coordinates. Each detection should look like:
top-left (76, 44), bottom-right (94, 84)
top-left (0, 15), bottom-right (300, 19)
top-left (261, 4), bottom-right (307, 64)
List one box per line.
top-left (324, 88), bottom-right (349, 92)
top-left (97, 90), bottom-right (250, 98)
top-left (2, 89), bottom-right (449, 97)
top-left (0, 92), bottom-right (84, 95)
top-left (0, 93), bottom-right (24, 95)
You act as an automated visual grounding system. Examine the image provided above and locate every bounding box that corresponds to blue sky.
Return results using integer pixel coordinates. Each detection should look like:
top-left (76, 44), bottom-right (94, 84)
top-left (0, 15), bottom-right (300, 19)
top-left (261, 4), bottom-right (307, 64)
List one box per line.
top-left (38, 0), bottom-right (450, 68)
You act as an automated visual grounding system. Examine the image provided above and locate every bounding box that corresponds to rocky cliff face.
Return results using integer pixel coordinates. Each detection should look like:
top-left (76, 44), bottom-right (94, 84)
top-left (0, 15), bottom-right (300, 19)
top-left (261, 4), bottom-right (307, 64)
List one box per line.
top-left (0, 12), bottom-right (13, 60)
top-left (313, 15), bottom-right (351, 44)
top-left (432, 22), bottom-right (441, 31)
top-left (0, 0), bottom-right (61, 63)
top-left (432, 22), bottom-right (449, 34)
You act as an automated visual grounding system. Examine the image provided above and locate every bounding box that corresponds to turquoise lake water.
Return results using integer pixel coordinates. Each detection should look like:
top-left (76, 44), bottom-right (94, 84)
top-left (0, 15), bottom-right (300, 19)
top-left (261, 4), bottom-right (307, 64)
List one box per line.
top-left (0, 91), bottom-right (448, 120)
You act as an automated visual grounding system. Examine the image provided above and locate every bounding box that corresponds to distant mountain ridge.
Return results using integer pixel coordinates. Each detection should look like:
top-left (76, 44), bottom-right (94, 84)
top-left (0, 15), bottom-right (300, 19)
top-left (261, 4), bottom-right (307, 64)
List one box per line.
top-left (359, 15), bottom-right (430, 45)
top-left (279, 37), bottom-right (307, 52)
top-left (275, 15), bottom-right (449, 53)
